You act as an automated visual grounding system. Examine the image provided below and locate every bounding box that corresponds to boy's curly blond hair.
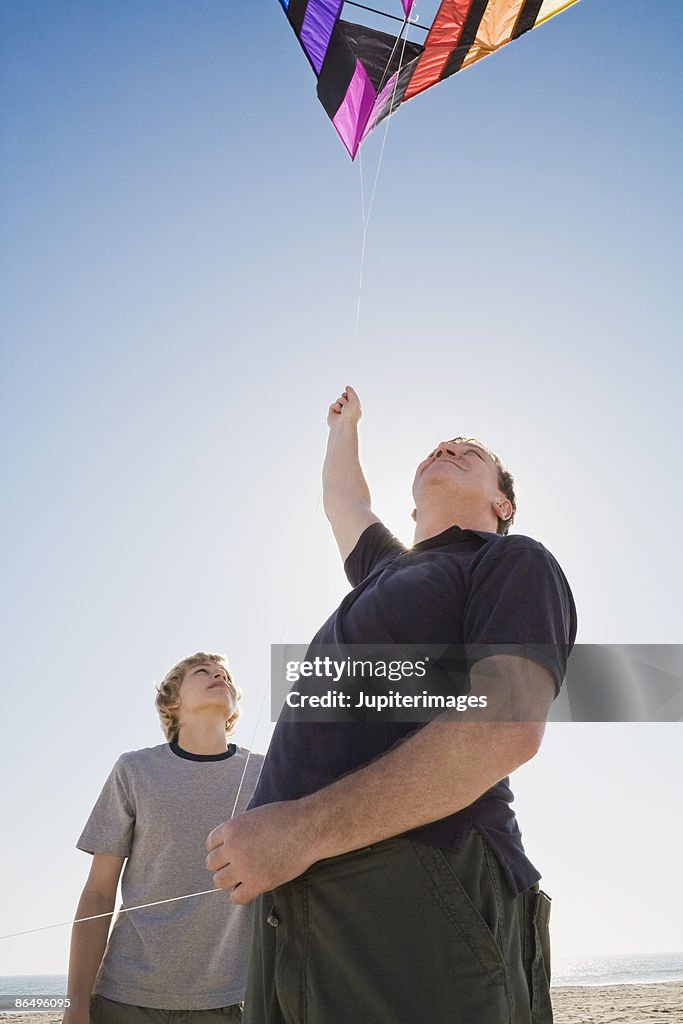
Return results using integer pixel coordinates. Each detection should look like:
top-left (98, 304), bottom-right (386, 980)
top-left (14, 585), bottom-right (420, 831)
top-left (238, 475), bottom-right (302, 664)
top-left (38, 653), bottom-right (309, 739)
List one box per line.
top-left (155, 651), bottom-right (241, 743)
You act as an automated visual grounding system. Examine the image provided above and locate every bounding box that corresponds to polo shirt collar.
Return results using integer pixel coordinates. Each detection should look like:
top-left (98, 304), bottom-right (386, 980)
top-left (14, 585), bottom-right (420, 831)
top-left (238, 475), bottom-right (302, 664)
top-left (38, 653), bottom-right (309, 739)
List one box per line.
top-left (413, 523), bottom-right (499, 551)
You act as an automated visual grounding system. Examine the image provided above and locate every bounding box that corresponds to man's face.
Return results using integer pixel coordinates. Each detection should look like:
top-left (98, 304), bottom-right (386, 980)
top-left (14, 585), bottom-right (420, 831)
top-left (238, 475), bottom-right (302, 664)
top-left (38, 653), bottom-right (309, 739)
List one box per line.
top-left (412, 439), bottom-right (503, 510)
top-left (175, 661), bottom-right (238, 720)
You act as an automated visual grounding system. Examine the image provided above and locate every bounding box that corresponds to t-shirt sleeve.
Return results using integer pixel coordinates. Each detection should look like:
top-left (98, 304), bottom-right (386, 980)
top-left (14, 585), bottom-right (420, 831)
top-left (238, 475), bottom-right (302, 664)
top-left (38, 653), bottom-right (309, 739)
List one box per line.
top-left (343, 522), bottom-right (407, 587)
top-left (76, 756), bottom-right (135, 857)
top-left (464, 539), bottom-right (577, 695)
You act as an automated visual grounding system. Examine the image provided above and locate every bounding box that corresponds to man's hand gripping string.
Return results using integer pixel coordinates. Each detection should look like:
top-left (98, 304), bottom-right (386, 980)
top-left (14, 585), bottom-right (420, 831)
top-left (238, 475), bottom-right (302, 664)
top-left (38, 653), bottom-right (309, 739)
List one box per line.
top-left (205, 800), bottom-right (322, 906)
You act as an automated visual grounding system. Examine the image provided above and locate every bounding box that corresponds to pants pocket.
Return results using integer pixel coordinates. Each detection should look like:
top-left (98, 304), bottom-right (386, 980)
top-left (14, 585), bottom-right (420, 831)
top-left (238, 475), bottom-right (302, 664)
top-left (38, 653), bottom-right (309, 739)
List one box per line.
top-left (522, 887), bottom-right (553, 1024)
top-left (411, 838), bottom-right (507, 988)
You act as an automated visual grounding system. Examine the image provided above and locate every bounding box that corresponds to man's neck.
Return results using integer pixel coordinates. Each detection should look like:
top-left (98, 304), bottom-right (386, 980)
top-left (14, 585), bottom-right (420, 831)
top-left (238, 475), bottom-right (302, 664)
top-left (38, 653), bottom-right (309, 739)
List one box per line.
top-left (176, 719), bottom-right (229, 756)
top-left (413, 504), bottom-right (497, 544)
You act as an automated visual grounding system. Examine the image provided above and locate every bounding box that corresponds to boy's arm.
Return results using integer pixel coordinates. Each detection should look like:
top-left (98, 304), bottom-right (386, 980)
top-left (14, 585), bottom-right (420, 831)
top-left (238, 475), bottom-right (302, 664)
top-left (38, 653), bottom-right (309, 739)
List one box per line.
top-left (63, 854), bottom-right (125, 1024)
top-left (323, 386), bottom-right (379, 562)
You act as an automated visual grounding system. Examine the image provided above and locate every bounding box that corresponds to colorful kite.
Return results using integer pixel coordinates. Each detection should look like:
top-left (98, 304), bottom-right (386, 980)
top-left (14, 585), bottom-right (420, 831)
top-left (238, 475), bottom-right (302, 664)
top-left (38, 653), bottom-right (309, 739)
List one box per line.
top-left (278, 1), bottom-right (581, 158)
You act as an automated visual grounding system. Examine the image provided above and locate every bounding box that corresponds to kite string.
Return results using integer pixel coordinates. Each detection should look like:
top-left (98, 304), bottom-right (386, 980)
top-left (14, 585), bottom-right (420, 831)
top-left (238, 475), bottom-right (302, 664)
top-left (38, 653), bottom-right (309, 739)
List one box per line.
top-left (0, 890), bottom-right (223, 942)
top-left (353, 20), bottom-right (412, 376)
top-left (1, 15), bottom-right (417, 955)
top-left (353, 150), bottom-right (368, 378)
top-left (244, 21), bottom-right (416, 630)
top-left (227, 701), bottom-right (268, 820)
top-left (234, 11), bottom-right (415, 850)
top-left (364, 24), bottom-right (411, 232)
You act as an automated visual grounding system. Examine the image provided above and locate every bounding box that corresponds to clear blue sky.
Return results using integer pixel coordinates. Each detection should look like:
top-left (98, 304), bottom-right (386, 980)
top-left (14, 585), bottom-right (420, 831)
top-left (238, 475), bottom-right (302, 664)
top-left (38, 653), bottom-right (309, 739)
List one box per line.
top-left (1, 0), bottom-right (681, 974)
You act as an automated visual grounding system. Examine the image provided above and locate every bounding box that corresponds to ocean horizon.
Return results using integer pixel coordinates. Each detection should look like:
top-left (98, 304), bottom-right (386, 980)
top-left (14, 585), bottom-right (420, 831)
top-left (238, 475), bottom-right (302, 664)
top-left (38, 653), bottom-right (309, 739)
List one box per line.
top-left (550, 950), bottom-right (683, 988)
top-left (1, 953), bottom-right (683, 1006)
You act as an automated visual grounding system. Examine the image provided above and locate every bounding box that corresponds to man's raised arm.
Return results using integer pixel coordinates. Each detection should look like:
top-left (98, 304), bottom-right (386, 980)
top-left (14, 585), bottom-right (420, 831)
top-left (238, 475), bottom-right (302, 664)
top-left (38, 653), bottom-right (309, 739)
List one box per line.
top-left (322, 385), bottom-right (379, 562)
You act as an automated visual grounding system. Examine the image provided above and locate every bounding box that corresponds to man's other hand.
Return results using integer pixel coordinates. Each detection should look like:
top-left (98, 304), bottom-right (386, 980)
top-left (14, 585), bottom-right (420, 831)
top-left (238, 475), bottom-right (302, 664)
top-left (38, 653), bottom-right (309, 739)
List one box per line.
top-left (327, 385), bottom-right (362, 428)
top-left (205, 801), bottom-right (319, 905)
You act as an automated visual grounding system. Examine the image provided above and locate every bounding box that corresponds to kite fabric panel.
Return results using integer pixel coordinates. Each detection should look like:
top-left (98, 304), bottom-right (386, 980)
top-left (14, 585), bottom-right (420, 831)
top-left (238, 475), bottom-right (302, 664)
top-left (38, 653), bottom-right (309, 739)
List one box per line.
top-left (278, 0), bottom-right (582, 158)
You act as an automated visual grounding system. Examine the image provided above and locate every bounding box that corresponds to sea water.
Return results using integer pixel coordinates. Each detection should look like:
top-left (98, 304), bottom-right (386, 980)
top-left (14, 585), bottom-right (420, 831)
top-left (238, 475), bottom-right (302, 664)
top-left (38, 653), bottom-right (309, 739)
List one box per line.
top-left (2, 954), bottom-right (683, 1008)
top-left (0, 975), bottom-right (68, 1012)
top-left (551, 951), bottom-right (683, 987)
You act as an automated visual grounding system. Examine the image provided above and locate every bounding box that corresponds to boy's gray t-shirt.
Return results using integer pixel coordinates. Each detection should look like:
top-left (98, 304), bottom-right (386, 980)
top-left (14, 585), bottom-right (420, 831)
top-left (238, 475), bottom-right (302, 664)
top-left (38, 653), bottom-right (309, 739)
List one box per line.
top-left (77, 743), bottom-right (264, 1010)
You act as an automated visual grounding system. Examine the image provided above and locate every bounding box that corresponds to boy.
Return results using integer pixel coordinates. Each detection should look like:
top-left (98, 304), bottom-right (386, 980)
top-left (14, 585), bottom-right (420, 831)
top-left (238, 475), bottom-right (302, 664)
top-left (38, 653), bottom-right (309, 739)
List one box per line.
top-left (64, 652), bottom-right (263, 1024)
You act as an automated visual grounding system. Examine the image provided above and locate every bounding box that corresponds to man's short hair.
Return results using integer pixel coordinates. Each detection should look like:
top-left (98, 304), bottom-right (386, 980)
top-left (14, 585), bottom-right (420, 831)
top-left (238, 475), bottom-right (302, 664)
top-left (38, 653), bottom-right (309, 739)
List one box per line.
top-left (155, 651), bottom-right (241, 743)
top-left (447, 437), bottom-right (517, 536)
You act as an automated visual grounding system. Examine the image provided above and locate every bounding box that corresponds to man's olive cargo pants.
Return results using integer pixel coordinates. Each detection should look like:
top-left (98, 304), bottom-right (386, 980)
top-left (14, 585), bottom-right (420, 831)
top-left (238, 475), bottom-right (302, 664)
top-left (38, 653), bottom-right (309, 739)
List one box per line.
top-left (244, 828), bottom-right (553, 1023)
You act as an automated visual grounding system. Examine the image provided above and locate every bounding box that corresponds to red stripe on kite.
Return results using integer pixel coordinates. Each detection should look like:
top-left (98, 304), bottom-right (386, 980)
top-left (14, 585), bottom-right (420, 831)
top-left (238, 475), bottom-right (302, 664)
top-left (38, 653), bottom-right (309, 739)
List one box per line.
top-left (404, 0), bottom-right (474, 101)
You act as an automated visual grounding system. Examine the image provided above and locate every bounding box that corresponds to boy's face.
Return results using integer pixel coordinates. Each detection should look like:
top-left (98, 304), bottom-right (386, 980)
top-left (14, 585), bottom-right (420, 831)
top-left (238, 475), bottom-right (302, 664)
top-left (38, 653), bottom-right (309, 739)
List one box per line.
top-left (174, 661), bottom-right (238, 721)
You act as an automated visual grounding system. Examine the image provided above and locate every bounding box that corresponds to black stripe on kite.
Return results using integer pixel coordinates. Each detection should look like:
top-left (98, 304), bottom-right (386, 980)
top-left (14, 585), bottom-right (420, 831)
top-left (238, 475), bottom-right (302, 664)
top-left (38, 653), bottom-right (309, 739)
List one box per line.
top-left (439, 0), bottom-right (490, 82)
top-left (338, 20), bottom-right (422, 92)
top-left (317, 20), bottom-right (422, 121)
top-left (375, 53), bottom-right (423, 128)
top-left (513, 0), bottom-right (545, 38)
top-left (317, 20), bottom-right (358, 119)
top-left (288, 0), bottom-right (310, 36)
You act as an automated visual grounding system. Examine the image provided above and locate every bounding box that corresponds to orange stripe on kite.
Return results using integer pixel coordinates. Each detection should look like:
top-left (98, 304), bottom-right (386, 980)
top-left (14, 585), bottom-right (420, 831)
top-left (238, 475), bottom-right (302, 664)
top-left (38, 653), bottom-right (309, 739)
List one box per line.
top-left (403, 0), bottom-right (473, 101)
top-left (460, 0), bottom-right (527, 71)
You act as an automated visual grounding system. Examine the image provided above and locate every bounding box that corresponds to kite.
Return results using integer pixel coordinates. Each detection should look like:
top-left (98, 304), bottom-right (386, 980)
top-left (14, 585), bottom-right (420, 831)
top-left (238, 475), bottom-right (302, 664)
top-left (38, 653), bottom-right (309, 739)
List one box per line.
top-left (277, 1), bottom-right (581, 158)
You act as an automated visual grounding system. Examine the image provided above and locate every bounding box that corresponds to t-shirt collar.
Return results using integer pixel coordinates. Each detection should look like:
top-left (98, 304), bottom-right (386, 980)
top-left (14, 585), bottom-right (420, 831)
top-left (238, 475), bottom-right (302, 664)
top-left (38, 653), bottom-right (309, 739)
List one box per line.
top-left (412, 523), bottom-right (498, 551)
top-left (169, 741), bottom-right (236, 762)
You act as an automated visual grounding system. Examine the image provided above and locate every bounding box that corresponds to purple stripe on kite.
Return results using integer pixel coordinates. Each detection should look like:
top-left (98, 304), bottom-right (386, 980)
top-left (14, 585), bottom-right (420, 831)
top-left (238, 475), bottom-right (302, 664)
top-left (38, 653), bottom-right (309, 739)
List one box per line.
top-left (300, 0), bottom-right (343, 75)
top-left (401, 0), bottom-right (414, 14)
top-left (332, 59), bottom-right (376, 159)
top-left (360, 72), bottom-right (397, 145)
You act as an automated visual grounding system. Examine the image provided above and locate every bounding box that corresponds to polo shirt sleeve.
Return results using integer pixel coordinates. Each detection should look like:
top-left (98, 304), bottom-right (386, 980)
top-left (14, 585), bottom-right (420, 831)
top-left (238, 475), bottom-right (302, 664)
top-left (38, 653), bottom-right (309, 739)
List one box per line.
top-left (76, 755), bottom-right (135, 857)
top-left (464, 538), bottom-right (577, 695)
top-left (344, 522), bottom-right (407, 587)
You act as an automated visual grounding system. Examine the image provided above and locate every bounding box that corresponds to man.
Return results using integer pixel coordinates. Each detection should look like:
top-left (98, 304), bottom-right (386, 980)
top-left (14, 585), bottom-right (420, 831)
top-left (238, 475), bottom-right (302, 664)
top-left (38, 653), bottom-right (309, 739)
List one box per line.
top-left (64, 652), bottom-right (263, 1024)
top-left (206, 387), bottom-right (577, 1023)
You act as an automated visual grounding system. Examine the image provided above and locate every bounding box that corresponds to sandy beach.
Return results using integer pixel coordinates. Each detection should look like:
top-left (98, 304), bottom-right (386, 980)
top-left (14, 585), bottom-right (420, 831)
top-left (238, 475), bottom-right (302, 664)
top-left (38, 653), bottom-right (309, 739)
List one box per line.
top-left (2, 984), bottom-right (682, 1024)
top-left (552, 982), bottom-right (683, 1023)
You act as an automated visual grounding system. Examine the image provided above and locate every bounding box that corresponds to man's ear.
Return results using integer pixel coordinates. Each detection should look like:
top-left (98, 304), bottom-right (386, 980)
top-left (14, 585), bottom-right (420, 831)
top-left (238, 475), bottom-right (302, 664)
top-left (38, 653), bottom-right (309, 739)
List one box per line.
top-left (493, 498), bottom-right (512, 523)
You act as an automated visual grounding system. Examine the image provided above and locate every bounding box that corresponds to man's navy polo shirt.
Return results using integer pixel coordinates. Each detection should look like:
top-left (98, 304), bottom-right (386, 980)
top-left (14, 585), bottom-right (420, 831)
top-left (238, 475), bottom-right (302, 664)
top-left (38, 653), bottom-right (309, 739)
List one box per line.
top-left (250, 522), bottom-right (577, 895)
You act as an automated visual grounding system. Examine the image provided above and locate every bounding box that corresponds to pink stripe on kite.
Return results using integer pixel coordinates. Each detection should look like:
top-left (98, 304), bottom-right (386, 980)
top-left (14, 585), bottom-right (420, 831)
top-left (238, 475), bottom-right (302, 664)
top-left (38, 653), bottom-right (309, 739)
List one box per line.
top-left (360, 71), bottom-right (397, 145)
top-left (401, 0), bottom-right (414, 14)
top-left (332, 60), bottom-right (376, 159)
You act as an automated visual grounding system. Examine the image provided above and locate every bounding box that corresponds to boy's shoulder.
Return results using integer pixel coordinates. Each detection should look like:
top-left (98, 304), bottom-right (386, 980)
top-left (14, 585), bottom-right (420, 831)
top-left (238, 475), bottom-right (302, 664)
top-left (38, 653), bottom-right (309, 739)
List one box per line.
top-left (233, 745), bottom-right (265, 761)
top-left (117, 742), bottom-right (169, 761)
top-left (232, 746), bottom-right (266, 773)
top-left (113, 743), bottom-right (170, 773)
top-left (116, 743), bottom-right (265, 766)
